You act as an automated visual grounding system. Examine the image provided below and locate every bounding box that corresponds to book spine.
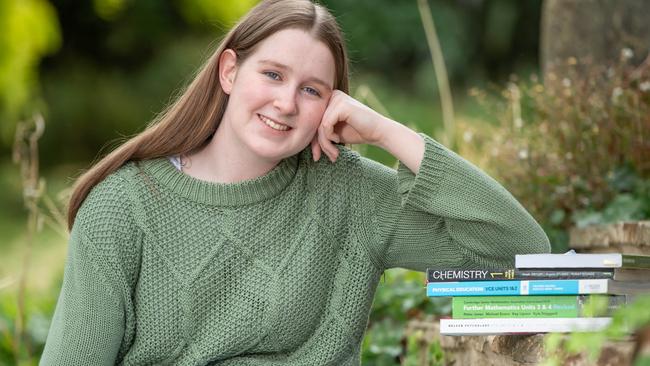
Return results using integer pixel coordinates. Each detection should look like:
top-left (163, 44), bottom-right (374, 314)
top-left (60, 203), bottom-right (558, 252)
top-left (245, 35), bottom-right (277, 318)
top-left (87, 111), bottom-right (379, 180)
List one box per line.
top-left (613, 268), bottom-right (650, 281)
top-left (452, 295), bottom-right (626, 319)
top-left (622, 255), bottom-right (650, 269)
top-left (426, 268), bottom-right (614, 282)
top-left (426, 279), bottom-right (611, 296)
top-left (515, 253), bottom-right (622, 269)
top-left (440, 317), bottom-right (612, 335)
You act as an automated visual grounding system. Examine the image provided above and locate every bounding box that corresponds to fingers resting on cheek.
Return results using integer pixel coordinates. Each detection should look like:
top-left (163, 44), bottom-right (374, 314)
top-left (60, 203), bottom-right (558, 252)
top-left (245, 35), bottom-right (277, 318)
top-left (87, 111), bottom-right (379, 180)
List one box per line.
top-left (310, 135), bottom-right (321, 162)
top-left (317, 124), bottom-right (339, 163)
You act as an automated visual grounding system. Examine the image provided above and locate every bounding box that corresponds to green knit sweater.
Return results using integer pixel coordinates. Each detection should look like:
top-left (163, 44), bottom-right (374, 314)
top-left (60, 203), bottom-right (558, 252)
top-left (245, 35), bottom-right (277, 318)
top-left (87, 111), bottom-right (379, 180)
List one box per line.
top-left (40, 135), bottom-right (550, 365)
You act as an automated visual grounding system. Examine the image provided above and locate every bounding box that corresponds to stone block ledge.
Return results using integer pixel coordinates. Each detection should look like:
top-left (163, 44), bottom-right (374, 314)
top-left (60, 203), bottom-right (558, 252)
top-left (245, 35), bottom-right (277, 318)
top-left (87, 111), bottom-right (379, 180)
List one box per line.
top-left (405, 319), bottom-right (637, 366)
top-left (570, 221), bottom-right (650, 252)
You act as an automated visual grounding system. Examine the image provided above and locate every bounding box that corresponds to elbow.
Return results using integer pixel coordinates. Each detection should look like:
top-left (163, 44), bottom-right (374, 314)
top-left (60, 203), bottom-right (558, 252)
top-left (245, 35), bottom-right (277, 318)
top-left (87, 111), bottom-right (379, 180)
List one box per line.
top-left (521, 222), bottom-right (552, 255)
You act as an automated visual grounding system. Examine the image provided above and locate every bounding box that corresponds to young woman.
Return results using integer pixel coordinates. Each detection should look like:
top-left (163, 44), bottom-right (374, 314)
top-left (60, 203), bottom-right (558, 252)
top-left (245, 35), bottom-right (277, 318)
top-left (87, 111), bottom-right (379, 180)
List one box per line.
top-left (40, 0), bottom-right (550, 364)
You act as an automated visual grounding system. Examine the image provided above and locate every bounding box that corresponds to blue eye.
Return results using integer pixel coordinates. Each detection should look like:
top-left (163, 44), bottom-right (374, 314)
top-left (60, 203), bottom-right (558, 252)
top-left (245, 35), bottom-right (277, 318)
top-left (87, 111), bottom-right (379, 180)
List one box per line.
top-left (303, 87), bottom-right (321, 97)
top-left (264, 71), bottom-right (281, 80)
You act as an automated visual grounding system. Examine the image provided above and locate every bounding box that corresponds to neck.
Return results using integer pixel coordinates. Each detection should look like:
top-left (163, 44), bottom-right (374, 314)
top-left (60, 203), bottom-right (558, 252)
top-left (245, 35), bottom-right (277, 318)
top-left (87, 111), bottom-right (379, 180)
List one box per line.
top-left (183, 122), bottom-right (280, 184)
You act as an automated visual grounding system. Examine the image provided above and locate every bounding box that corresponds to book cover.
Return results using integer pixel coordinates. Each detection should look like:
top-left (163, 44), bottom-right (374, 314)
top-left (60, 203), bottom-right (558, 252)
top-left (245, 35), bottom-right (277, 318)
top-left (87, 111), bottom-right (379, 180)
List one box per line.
top-left (515, 252), bottom-right (650, 269)
top-left (451, 295), bottom-right (627, 319)
top-left (440, 317), bottom-right (612, 335)
top-left (426, 268), bottom-right (615, 282)
top-left (426, 279), bottom-right (650, 296)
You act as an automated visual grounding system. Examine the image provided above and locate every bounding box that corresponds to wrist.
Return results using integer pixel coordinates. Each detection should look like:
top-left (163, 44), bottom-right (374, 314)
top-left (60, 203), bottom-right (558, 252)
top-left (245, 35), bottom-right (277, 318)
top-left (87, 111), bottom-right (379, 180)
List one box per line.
top-left (375, 118), bottom-right (418, 152)
top-left (375, 119), bottom-right (425, 173)
top-left (374, 117), bottom-right (400, 150)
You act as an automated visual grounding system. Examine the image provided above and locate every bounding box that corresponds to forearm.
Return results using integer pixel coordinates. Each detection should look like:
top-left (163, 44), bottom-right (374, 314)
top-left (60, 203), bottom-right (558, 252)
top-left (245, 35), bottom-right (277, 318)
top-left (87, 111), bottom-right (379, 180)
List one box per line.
top-left (370, 134), bottom-right (550, 269)
top-left (375, 117), bottom-right (425, 173)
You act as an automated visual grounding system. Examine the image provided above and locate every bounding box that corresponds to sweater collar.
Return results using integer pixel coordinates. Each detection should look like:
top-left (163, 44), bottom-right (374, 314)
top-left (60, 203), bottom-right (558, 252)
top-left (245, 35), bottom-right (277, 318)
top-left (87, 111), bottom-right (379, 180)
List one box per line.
top-left (141, 154), bottom-right (299, 206)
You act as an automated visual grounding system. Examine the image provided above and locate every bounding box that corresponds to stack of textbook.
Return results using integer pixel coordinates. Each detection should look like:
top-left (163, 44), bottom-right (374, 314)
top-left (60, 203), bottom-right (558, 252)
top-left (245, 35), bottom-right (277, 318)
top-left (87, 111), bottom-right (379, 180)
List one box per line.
top-left (426, 252), bottom-right (650, 335)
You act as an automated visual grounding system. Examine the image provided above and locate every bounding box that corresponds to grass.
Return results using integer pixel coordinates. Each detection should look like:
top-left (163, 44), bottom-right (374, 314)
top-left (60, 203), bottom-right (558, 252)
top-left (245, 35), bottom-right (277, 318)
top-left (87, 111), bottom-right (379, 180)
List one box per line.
top-left (0, 157), bottom-right (69, 293)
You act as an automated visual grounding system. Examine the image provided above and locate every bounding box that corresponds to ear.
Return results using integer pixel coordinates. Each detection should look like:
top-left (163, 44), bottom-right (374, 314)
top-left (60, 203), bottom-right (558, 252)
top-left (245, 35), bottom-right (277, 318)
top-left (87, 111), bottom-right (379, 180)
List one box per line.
top-left (219, 49), bottom-right (238, 95)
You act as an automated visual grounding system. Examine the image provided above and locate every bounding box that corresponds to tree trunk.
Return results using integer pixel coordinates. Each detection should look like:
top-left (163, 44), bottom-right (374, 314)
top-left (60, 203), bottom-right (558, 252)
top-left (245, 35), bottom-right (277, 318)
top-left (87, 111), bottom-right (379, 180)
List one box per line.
top-left (541, 0), bottom-right (650, 80)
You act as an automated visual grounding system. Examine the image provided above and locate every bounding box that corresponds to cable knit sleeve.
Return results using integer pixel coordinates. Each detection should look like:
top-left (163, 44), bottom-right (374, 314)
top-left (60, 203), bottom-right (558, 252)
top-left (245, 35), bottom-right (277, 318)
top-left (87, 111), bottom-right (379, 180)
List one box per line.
top-left (40, 169), bottom-right (143, 365)
top-left (360, 134), bottom-right (550, 271)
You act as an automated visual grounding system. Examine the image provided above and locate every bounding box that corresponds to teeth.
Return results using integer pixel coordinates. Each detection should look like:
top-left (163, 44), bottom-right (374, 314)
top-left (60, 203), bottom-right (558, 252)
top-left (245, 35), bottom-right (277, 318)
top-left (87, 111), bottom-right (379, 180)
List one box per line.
top-left (259, 114), bottom-right (290, 131)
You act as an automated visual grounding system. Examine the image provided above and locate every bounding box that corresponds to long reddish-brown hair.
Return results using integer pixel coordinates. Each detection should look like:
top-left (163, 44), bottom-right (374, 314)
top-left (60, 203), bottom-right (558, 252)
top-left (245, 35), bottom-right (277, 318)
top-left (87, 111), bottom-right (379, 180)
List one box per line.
top-left (67, 0), bottom-right (349, 230)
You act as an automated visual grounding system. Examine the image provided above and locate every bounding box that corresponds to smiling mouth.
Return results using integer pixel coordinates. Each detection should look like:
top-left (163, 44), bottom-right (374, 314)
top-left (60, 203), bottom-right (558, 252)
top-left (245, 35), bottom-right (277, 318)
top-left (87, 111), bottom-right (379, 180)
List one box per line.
top-left (258, 114), bottom-right (292, 131)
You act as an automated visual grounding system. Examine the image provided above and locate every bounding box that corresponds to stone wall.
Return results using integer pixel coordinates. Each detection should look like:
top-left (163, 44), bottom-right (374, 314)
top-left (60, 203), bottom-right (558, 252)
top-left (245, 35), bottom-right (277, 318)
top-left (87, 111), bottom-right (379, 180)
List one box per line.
top-left (570, 221), bottom-right (650, 255)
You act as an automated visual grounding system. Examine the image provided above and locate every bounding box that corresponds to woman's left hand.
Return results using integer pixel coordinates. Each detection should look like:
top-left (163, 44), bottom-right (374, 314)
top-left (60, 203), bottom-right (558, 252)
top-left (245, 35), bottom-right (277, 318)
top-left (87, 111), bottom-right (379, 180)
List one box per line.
top-left (311, 90), bottom-right (389, 162)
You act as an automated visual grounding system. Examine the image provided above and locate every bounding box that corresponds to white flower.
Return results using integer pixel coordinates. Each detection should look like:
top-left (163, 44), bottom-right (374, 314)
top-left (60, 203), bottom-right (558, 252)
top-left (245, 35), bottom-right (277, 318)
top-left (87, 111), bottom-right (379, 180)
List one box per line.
top-left (562, 78), bottom-right (571, 88)
top-left (611, 87), bottom-right (623, 102)
top-left (463, 130), bottom-right (473, 142)
top-left (518, 149), bottom-right (528, 159)
top-left (640, 81), bottom-right (650, 92)
top-left (621, 48), bottom-right (634, 60)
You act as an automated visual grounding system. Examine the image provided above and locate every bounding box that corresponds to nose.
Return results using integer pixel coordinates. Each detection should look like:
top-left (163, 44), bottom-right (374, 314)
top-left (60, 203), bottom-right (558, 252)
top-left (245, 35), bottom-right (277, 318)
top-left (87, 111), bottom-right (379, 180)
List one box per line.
top-left (273, 86), bottom-right (298, 115)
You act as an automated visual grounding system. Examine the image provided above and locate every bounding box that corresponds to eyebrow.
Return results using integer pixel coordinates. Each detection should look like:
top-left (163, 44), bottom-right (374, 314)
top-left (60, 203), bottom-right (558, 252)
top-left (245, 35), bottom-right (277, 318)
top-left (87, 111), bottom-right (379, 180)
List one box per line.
top-left (258, 59), bottom-right (333, 90)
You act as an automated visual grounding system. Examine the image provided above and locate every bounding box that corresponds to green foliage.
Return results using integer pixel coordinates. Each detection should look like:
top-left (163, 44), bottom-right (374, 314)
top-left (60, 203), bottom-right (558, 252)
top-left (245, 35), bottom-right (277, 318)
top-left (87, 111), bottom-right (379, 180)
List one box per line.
top-left (573, 165), bottom-right (650, 228)
top-left (93, 0), bottom-right (129, 21)
top-left (361, 269), bottom-right (451, 364)
top-left (542, 295), bottom-right (650, 366)
top-left (39, 35), bottom-right (215, 166)
top-left (31, 1), bottom-right (257, 168)
top-left (370, 269), bottom-right (450, 323)
top-left (362, 318), bottom-right (404, 365)
top-left (0, 0), bottom-right (60, 145)
top-left (177, 0), bottom-right (259, 28)
top-left (470, 52), bottom-right (650, 250)
top-left (465, 53), bottom-right (650, 364)
top-left (322, 0), bottom-right (542, 88)
top-left (0, 281), bottom-right (59, 366)
top-left (635, 355), bottom-right (650, 366)
top-left (402, 329), bottom-right (445, 366)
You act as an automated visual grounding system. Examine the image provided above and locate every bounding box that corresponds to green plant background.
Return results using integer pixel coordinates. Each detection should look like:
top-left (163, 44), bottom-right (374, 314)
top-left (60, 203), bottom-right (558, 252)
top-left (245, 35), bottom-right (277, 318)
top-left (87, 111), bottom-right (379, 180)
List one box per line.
top-left (1, 0), bottom-right (649, 365)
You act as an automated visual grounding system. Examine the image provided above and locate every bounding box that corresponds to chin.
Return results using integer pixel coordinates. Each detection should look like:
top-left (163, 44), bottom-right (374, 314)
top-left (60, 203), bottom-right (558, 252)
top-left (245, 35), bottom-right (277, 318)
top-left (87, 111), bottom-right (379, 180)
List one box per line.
top-left (247, 140), bottom-right (302, 162)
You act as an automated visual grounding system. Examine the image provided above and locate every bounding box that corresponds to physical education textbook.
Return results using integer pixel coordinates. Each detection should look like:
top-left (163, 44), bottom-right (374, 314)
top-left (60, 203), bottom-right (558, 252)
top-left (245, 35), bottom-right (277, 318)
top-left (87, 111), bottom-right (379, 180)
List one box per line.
top-left (439, 317), bottom-right (612, 335)
top-left (426, 278), bottom-right (650, 297)
top-left (515, 252), bottom-right (650, 269)
top-left (451, 295), bottom-right (627, 319)
top-left (426, 268), bottom-right (615, 282)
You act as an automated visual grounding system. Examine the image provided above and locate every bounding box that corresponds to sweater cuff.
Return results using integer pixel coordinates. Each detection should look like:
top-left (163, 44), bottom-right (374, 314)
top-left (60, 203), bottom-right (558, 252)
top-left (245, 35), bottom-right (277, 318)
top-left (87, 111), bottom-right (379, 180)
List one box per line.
top-left (396, 134), bottom-right (449, 211)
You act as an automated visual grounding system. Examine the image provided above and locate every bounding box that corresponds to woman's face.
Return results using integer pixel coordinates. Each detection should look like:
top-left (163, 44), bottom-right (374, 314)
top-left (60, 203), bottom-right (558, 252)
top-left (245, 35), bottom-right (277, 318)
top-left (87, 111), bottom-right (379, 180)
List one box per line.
top-left (219, 28), bottom-right (336, 163)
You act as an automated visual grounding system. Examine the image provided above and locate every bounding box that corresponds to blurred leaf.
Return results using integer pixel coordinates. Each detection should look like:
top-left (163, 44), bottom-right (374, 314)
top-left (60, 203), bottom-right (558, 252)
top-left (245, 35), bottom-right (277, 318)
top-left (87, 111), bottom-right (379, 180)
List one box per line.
top-left (474, 53), bottom-right (650, 251)
top-left (93, 0), bottom-right (128, 21)
top-left (634, 355), bottom-right (650, 366)
top-left (548, 209), bottom-right (565, 225)
top-left (607, 164), bottom-right (638, 192)
top-left (572, 210), bottom-right (604, 228)
top-left (573, 193), bottom-right (644, 228)
top-left (544, 295), bottom-right (650, 365)
top-left (176, 0), bottom-right (259, 28)
top-left (0, 282), bottom-right (59, 365)
top-left (362, 318), bottom-right (403, 365)
top-left (581, 295), bottom-right (609, 317)
top-left (602, 194), bottom-right (643, 222)
top-left (0, 0), bottom-right (60, 145)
